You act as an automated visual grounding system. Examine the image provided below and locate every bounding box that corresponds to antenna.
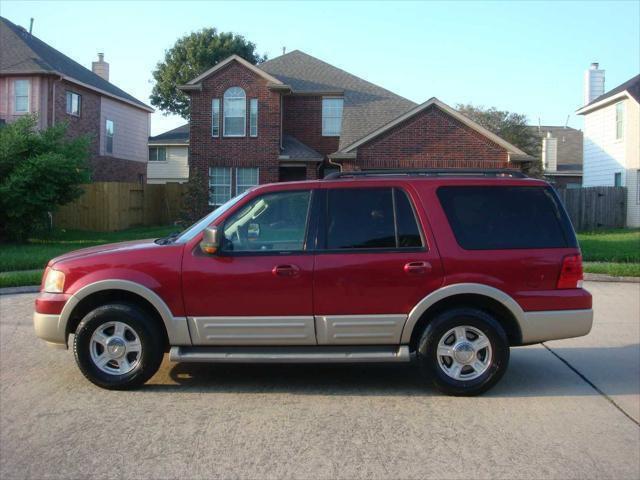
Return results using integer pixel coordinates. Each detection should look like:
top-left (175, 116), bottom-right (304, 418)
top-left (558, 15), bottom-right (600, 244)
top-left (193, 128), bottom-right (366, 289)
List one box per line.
top-left (282, 46), bottom-right (286, 55)
top-left (564, 115), bottom-right (570, 128)
top-left (538, 117), bottom-right (541, 133)
top-left (29, 18), bottom-right (34, 35)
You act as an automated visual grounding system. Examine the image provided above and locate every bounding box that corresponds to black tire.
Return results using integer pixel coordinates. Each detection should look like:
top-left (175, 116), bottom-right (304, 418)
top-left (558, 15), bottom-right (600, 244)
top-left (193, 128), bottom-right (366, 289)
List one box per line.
top-left (73, 303), bottom-right (164, 390)
top-left (416, 307), bottom-right (510, 396)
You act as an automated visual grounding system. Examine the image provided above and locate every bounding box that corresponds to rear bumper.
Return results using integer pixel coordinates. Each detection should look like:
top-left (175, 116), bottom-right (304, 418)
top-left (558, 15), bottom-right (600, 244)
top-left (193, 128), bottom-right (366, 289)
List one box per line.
top-left (520, 309), bottom-right (593, 344)
top-left (33, 312), bottom-right (66, 346)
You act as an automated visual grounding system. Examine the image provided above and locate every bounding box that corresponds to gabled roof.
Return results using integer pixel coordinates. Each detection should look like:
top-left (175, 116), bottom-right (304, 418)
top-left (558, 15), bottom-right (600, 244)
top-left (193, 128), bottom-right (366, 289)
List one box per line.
top-left (258, 50), bottom-right (417, 150)
top-left (577, 74), bottom-right (640, 115)
top-left (340, 98), bottom-right (528, 158)
top-left (149, 124), bottom-right (189, 145)
top-left (185, 54), bottom-right (284, 87)
top-left (183, 49), bottom-right (529, 159)
top-left (0, 16), bottom-right (152, 112)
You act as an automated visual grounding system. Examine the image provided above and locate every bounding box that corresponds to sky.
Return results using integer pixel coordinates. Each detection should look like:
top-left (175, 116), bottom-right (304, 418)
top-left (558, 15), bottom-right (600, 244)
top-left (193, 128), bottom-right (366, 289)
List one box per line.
top-left (2, 0), bottom-right (639, 136)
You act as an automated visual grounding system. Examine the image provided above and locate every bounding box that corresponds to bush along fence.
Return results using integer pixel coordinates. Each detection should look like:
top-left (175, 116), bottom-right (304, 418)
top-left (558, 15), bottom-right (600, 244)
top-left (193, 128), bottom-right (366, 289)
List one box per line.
top-left (555, 186), bottom-right (627, 231)
top-left (54, 182), bottom-right (188, 231)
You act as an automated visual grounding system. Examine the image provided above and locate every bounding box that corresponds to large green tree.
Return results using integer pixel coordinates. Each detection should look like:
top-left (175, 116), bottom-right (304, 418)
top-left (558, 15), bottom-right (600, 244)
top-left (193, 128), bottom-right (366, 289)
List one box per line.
top-left (456, 104), bottom-right (543, 176)
top-left (0, 115), bottom-right (90, 241)
top-left (151, 28), bottom-right (267, 119)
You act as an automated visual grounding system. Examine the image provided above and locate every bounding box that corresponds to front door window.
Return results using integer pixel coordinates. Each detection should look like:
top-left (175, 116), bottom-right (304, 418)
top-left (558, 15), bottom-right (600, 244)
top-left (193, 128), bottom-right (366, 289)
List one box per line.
top-left (222, 190), bottom-right (311, 253)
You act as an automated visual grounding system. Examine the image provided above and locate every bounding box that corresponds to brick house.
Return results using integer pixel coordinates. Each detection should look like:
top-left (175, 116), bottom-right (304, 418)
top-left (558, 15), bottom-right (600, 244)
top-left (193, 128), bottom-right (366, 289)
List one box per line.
top-left (178, 50), bottom-right (528, 205)
top-left (0, 16), bottom-right (153, 182)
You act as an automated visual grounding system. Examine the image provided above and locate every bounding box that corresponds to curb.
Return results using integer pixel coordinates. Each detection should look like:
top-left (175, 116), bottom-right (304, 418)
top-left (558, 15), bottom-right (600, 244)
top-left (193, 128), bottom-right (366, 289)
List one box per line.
top-left (0, 285), bottom-right (40, 295)
top-left (584, 273), bottom-right (640, 283)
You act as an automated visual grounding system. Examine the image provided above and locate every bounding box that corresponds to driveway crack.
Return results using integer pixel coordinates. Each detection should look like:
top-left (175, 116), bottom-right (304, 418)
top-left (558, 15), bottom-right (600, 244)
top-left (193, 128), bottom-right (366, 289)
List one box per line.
top-left (542, 342), bottom-right (639, 427)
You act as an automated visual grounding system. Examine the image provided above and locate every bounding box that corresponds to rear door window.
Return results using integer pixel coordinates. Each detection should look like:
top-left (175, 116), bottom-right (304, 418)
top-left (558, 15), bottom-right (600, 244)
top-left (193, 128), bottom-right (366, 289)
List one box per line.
top-left (325, 187), bottom-right (424, 250)
top-left (437, 186), bottom-right (576, 250)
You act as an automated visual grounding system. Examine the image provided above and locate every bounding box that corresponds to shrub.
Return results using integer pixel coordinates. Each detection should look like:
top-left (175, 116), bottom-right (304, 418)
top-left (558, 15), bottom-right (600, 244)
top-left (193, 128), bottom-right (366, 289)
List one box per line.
top-left (179, 169), bottom-right (210, 225)
top-left (0, 115), bottom-right (90, 241)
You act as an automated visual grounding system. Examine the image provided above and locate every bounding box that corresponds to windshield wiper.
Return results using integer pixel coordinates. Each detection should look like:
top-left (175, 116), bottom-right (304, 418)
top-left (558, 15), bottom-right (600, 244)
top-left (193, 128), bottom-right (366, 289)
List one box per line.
top-left (154, 231), bottom-right (180, 245)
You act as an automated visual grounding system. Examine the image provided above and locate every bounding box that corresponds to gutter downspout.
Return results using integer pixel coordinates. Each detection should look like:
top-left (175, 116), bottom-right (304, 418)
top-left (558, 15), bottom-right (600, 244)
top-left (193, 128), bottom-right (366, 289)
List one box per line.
top-left (51, 75), bottom-right (62, 125)
top-left (328, 156), bottom-right (343, 172)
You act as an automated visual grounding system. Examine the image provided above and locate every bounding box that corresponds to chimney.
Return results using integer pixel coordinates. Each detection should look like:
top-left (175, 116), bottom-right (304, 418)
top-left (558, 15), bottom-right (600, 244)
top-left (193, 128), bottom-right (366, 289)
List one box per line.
top-left (92, 53), bottom-right (109, 82)
top-left (583, 62), bottom-right (605, 105)
top-left (542, 131), bottom-right (558, 172)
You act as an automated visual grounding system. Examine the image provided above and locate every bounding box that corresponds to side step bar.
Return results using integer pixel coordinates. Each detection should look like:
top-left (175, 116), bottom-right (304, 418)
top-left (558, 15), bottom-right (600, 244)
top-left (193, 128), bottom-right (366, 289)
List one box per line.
top-left (170, 345), bottom-right (411, 364)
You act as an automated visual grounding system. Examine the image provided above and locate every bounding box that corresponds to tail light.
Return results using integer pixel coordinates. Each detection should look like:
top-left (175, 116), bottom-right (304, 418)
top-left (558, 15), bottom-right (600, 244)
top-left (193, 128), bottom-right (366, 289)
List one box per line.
top-left (557, 254), bottom-right (583, 289)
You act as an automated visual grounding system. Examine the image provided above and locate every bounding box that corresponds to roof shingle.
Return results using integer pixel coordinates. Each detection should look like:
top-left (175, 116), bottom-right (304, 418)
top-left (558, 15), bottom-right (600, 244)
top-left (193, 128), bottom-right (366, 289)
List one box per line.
top-left (259, 50), bottom-right (416, 150)
top-left (0, 16), bottom-right (152, 111)
top-left (148, 124), bottom-right (189, 144)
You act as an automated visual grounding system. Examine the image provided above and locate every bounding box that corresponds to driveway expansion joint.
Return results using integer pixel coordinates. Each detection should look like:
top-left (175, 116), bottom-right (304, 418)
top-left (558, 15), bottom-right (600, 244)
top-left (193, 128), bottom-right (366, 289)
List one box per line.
top-left (542, 342), bottom-right (640, 427)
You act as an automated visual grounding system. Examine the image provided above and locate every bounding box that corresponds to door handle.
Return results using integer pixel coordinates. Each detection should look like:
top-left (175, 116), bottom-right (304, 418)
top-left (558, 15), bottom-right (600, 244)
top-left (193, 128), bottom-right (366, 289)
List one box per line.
top-left (272, 264), bottom-right (301, 278)
top-left (404, 261), bottom-right (431, 275)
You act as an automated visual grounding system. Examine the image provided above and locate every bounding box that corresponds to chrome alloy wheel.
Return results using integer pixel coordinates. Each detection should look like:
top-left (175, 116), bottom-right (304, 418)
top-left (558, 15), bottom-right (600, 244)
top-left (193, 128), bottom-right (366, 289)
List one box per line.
top-left (89, 321), bottom-right (142, 375)
top-left (436, 325), bottom-right (492, 381)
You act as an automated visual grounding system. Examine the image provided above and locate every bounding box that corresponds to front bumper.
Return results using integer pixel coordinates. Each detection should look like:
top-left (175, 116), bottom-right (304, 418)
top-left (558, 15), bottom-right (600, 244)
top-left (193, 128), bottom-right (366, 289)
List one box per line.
top-left (33, 312), bottom-right (66, 346)
top-left (520, 309), bottom-right (593, 344)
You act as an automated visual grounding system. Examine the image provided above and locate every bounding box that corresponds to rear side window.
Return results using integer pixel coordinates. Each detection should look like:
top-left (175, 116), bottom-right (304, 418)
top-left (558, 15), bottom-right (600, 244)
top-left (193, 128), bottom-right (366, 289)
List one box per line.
top-left (437, 186), bottom-right (576, 250)
top-left (325, 187), bottom-right (424, 250)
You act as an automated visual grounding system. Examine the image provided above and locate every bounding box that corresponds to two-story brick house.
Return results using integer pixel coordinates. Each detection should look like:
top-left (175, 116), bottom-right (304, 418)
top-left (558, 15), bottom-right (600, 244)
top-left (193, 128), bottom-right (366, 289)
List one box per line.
top-left (0, 16), bottom-right (153, 182)
top-left (179, 50), bottom-right (528, 205)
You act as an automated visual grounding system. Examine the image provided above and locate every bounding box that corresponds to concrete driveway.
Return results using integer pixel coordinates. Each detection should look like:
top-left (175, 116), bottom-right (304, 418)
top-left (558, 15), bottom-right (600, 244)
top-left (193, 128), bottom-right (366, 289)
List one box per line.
top-left (1, 281), bottom-right (638, 479)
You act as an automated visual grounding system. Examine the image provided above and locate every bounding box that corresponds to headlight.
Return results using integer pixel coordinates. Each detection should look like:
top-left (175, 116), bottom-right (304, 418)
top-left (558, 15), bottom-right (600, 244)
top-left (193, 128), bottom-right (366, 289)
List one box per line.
top-left (43, 268), bottom-right (65, 293)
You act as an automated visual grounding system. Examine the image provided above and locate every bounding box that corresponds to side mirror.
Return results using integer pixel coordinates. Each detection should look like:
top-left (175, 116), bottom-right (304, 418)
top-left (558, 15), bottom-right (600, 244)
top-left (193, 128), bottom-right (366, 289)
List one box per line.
top-left (200, 226), bottom-right (220, 255)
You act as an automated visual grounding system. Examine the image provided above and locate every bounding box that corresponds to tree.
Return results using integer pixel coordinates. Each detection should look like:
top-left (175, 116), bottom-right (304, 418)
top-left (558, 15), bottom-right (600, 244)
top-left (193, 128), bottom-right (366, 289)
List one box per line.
top-left (151, 28), bottom-right (267, 119)
top-left (456, 104), bottom-right (543, 177)
top-left (0, 115), bottom-right (90, 241)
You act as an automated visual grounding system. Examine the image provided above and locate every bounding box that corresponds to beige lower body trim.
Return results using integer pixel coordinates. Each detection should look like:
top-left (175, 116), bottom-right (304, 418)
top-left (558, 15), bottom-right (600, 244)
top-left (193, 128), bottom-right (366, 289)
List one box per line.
top-left (520, 309), bottom-right (593, 344)
top-left (188, 316), bottom-right (316, 345)
top-left (315, 315), bottom-right (406, 345)
top-left (33, 312), bottom-right (66, 345)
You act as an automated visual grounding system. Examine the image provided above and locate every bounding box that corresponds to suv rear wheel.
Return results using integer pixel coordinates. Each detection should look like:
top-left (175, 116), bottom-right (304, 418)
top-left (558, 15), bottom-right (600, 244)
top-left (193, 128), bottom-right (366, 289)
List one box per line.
top-left (416, 307), bottom-right (509, 396)
top-left (73, 303), bottom-right (164, 390)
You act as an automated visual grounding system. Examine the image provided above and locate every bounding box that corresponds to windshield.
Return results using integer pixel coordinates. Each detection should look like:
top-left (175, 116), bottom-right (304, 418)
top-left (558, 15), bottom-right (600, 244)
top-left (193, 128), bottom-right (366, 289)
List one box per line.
top-left (174, 191), bottom-right (250, 244)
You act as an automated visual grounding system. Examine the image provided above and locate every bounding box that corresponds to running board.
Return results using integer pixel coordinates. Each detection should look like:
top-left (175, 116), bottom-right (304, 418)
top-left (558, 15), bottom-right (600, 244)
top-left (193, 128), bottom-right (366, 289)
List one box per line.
top-left (169, 345), bottom-right (410, 363)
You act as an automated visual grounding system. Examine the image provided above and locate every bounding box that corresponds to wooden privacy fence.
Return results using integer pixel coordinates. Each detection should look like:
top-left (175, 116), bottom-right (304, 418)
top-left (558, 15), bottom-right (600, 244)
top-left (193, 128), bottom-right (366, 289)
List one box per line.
top-left (54, 182), bottom-right (188, 231)
top-left (555, 186), bottom-right (627, 231)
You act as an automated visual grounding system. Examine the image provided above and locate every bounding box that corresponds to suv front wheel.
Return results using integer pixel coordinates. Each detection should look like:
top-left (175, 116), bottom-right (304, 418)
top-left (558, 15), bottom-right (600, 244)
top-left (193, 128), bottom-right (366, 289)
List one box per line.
top-left (73, 303), bottom-right (165, 390)
top-left (416, 307), bottom-right (510, 396)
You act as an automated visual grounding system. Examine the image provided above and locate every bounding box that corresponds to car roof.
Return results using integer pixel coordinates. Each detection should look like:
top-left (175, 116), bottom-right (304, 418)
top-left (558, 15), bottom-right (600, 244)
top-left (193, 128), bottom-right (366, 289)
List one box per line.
top-left (255, 171), bottom-right (548, 192)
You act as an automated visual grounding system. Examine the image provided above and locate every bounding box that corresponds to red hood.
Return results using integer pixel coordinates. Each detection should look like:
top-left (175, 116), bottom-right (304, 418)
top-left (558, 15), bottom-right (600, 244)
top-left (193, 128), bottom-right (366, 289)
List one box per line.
top-left (48, 239), bottom-right (160, 267)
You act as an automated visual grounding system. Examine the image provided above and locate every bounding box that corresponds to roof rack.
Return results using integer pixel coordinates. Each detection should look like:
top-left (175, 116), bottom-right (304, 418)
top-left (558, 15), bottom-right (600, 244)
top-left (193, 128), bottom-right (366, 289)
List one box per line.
top-left (323, 169), bottom-right (528, 180)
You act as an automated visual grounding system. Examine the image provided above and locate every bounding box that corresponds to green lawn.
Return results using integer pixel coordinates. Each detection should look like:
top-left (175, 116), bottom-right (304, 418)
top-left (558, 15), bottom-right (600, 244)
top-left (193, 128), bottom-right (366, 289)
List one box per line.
top-left (577, 229), bottom-right (640, 263)
top-left (0, 225), bottom-right (176, 273)
top-left (0, 226), bottom-right (638, 288)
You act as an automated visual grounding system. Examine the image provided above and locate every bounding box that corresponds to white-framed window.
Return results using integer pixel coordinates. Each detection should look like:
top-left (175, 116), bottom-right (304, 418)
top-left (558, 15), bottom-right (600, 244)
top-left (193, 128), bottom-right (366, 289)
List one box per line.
top-left (249, 99), bottom-right (258, 137)
top-left (13, 79), bottom-right (30, 113)
top-left (322, 97), bottom-right (343, 136)
top-left (223, 87), bottom-right (246, 137)
top-left (66, 91), bottom-right (81, 116)
top-left (209, 167), bottom-right (232, 206)
top-left (236, 167), bottom-right (259, 195)
top-left (149, 146), bottom-right (167, 161)
top-left (105, 119), bottom-right (114, 154)
top-left (212, 99), bottom-right (220, 137)
top-left (615, 102), bottom-right (624, 141)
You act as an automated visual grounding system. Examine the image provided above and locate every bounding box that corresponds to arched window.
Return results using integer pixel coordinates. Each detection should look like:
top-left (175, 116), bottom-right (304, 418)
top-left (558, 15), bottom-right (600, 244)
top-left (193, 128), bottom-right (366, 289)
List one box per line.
top-left (223, 87), bottom-right (246, 137)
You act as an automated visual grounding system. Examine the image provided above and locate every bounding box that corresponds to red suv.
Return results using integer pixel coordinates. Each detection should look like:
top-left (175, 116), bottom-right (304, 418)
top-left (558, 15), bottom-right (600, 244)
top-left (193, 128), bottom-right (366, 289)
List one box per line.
top-left (33, 170), bottom-right (592, 395)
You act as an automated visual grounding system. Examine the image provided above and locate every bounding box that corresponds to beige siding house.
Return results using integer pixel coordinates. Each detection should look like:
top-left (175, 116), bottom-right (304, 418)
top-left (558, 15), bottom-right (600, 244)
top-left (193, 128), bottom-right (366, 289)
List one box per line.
top-left (147, 124), bottom-right (189, 184)
top-left (100, 96), bottom-right (150, 161)
top-left (578, 68), bottom-right (640, 227)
